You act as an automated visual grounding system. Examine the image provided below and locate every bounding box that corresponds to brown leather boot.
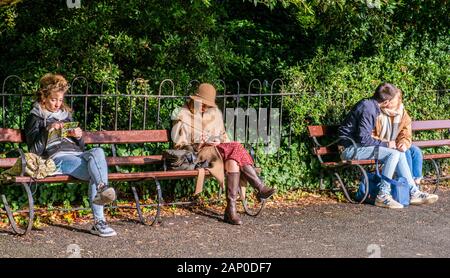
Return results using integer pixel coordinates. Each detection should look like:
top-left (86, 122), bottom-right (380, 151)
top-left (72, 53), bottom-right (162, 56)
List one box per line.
top-left (241, 165), bottom-right (276, 201)
top-left (224, 172), bottom-right (243, 225)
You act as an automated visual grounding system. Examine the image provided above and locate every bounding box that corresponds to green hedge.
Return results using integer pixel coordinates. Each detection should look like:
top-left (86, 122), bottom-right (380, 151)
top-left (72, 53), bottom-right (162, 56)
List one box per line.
top-left (0, 1), bottom-right (449, 208)
top-left (277, 35), bottom-right (449, 191)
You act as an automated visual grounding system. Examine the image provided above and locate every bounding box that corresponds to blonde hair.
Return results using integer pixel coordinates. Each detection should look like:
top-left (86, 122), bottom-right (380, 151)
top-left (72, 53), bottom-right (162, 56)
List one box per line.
top-left (37, 73), bottom-right (71, 112)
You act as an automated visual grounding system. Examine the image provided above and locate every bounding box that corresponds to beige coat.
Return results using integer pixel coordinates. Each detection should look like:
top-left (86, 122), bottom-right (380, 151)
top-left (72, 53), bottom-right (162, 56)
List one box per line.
top-left (373, 109), bottom-right (412, 149)
top-left (171, 104), bottom-right (230, 191)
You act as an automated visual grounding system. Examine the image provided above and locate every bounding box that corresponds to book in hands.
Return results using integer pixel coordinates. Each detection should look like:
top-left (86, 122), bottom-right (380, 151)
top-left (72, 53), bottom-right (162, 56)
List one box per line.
top-left (48, 121), bottom-right (79, 139)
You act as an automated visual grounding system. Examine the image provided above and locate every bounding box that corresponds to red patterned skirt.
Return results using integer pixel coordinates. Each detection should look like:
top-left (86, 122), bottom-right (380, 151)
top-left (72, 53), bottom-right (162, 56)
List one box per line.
top-left (216, 142), bottom-right (254, 167)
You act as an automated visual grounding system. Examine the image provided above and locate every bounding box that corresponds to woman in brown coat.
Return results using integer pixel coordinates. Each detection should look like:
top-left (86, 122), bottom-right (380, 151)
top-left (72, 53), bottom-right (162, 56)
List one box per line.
top-left (171, 83), bottom-right (276, 225)
top-left (372, 90), bottom-right (423, 185)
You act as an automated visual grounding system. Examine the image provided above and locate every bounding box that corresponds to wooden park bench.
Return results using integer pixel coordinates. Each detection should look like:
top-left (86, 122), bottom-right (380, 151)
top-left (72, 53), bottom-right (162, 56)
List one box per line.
top-left (0, 128), bottom-right (265, 235)
top-left (307, 120), bottom-right (450, 203)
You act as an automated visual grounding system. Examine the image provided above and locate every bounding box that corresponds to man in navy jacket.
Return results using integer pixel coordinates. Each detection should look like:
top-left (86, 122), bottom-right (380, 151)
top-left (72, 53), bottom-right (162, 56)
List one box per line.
top-left (338, 83), bottom-right (438, 208)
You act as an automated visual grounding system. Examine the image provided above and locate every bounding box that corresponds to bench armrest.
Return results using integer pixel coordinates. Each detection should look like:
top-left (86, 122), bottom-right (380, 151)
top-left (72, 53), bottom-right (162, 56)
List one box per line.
top-left (312, 135), bottom-right (359, 162)
top-left (335, 136), bottom-right (358, 160)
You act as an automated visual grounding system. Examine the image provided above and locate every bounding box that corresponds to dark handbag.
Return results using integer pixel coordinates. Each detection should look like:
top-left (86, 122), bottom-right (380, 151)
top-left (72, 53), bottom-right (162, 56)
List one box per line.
top-left (162, 149), bottom-right (208, 171)
top-left (355, 171), bottom-right (381, 205)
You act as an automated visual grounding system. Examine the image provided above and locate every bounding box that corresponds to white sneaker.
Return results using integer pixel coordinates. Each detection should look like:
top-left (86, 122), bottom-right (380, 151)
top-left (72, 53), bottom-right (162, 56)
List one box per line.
top-left (375, 194), bottom-right (404, 209)
top-left (410, 191), bottom-right (438, 205)
top-left (90, 220), bottom-right (117, 237)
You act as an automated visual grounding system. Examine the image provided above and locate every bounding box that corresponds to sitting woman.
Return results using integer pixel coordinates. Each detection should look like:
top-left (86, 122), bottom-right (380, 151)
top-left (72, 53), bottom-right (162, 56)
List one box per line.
top-left (24, 73), bottom-right (117, 237)
top-left (171, 83), bottom-right (276, 225)
top-left (373, 88), bottom-right (423, 186)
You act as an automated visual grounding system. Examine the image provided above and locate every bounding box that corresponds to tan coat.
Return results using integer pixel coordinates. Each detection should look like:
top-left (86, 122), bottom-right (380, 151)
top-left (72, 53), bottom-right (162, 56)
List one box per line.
top-left (171, 104), bottom-right (230, 191)
top-left (373, 109), bottom-right (412, 149)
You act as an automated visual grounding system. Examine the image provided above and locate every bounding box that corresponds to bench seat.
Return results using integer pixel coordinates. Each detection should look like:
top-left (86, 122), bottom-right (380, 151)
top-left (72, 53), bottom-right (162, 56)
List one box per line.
top-left (11, 169), bottom-right (212, 184)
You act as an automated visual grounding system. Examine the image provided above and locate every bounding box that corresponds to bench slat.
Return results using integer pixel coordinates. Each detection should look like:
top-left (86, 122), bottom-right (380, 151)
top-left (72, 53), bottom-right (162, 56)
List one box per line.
top-left (423, 153), bottom-right (450, 160)
top-left (0, 158), bottom-right (19, 168)
top-left (414, 139), bottom-right (450, 148)
top-left (0, 128), bottom-right (23, 143)
top-left (0, 155), bottom-right (164, 169)
top-left (321, 153), bottom-right (450, 168)
top-left (314, 146), bottom-right (338, 155)
top-left (412, 120), bottom-right (450, 131)
top-left (315, 141), bottom-right (450, 156)
top-left (106, 155), bottom-right (163, 166)
top-left (83, 130), bottom-right (170, 144)
top-left (308, 120), bottom-right (450, 139)
top-left (307, 125), bottom-right (338, 137)
top-left (12, 170), bottom-right (211, 183)
top-left (0, 128), bottom-right (170, 144)
top-left (322, 160), bottom-right (376, 167)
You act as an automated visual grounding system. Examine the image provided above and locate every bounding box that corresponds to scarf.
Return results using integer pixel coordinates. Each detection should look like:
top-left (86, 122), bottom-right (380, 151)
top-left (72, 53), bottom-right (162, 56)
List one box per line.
top-left (30, 102), bottom-right (77, 150)
top-left (379, 104), bottom-right (404, 141)
top-left (30, 102), bottom-right (70, 127)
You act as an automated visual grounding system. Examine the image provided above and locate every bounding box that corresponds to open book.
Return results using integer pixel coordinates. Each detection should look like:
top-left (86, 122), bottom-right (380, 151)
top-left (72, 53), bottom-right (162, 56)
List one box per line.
top-left (48, 121), bottom-right (79, 141)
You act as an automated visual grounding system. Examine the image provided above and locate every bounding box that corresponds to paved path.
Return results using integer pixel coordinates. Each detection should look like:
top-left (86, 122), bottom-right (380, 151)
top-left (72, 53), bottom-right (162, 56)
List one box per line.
top-left (1, 191), bottom-right (449, 258)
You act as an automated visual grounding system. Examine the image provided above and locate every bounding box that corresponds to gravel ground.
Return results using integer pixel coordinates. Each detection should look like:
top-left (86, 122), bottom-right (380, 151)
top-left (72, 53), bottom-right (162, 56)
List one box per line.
top-left (1, 190), bottom-right (449, 258)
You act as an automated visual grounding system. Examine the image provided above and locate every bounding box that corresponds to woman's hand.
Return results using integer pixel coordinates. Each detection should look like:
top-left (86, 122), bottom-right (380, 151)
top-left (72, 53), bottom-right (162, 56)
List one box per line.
top-left (49, 121), bottom-right (64, 130)
top-left (397, 143), bottom-right (407, 152)
top-left (68, 127), bottom-right (83, 139)
top-left (206, 140), bottom-right (221, 147)
top-left (199, 132), bottom-right (208, 144)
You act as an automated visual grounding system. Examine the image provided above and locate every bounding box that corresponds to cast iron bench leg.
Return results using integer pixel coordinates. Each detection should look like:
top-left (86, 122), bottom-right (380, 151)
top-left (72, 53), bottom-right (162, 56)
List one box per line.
top-left (333, 164), bottom-right (369, 204)
top-left (1, 183), bottom-right (34, 235)
top-left (430, 159), bottom-right (441, 194)
top-left (151, 178), bottom-right (163, 226)
top-left (131, 185), bottom-right (145, 225)
top-left (131, 179), bottom-right (163, 226)
top-left (240, 186), bottom-right (266, 217)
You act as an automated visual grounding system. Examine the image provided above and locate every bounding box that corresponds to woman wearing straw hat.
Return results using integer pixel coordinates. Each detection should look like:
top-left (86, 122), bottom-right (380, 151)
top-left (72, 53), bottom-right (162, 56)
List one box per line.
top-left (171, 83), bottom-right (276, 225)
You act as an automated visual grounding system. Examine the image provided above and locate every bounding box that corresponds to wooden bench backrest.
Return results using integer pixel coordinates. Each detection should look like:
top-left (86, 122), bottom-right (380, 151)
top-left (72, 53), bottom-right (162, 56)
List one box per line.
top-left (308, 120), bottom-right (450, 157)
top-left (411, 120), bottom-right (450, 131)
top-left (0, 128), bottom-right (170, 168)
top-left (0, 128), bottom-right (170, 144)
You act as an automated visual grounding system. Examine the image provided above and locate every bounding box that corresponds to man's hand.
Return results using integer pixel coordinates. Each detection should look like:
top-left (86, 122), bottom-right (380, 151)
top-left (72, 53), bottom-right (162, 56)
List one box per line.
top-left (388, 141), bottom-right (397, 149)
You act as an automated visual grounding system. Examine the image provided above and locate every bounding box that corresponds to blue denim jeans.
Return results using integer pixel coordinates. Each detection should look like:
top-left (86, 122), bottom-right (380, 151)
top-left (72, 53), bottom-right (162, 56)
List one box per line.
top-left (405, 145), bottom-right (423, 180)
top-left (341, 145), bottom-right (419, 196)
top-left (53, 148), bottom-right (109, 222)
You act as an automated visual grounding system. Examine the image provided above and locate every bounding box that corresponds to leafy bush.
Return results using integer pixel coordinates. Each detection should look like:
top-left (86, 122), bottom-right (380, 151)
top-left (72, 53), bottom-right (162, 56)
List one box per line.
top-left (0, 0), bottom-right (448, 207)
top-left (282, 35), bottom-right (450, 188)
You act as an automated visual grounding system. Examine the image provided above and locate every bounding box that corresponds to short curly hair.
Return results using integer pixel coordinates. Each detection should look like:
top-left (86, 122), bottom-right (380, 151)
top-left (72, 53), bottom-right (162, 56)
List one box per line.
top-left (373, 82), bottom-right (399, 103)
top-left (36, 73), bottom-right (71, 111)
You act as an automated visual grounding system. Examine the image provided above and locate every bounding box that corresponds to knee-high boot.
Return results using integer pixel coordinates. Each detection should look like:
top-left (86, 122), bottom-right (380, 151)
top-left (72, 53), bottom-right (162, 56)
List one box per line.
top-left (241, 165), bottom-right (276, 201)
top-left (224, 172), bottom-right (243, 225)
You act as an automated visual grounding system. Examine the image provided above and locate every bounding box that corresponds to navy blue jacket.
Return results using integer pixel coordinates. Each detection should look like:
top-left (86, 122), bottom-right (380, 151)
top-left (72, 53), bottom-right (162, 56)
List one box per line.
top-left (338, 98), bottom-right (388, 148)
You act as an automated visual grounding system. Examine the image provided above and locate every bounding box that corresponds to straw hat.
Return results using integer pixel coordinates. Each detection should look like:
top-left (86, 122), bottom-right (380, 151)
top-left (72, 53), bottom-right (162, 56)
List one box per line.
top-left (190, 83), bottom-right (217, 107)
